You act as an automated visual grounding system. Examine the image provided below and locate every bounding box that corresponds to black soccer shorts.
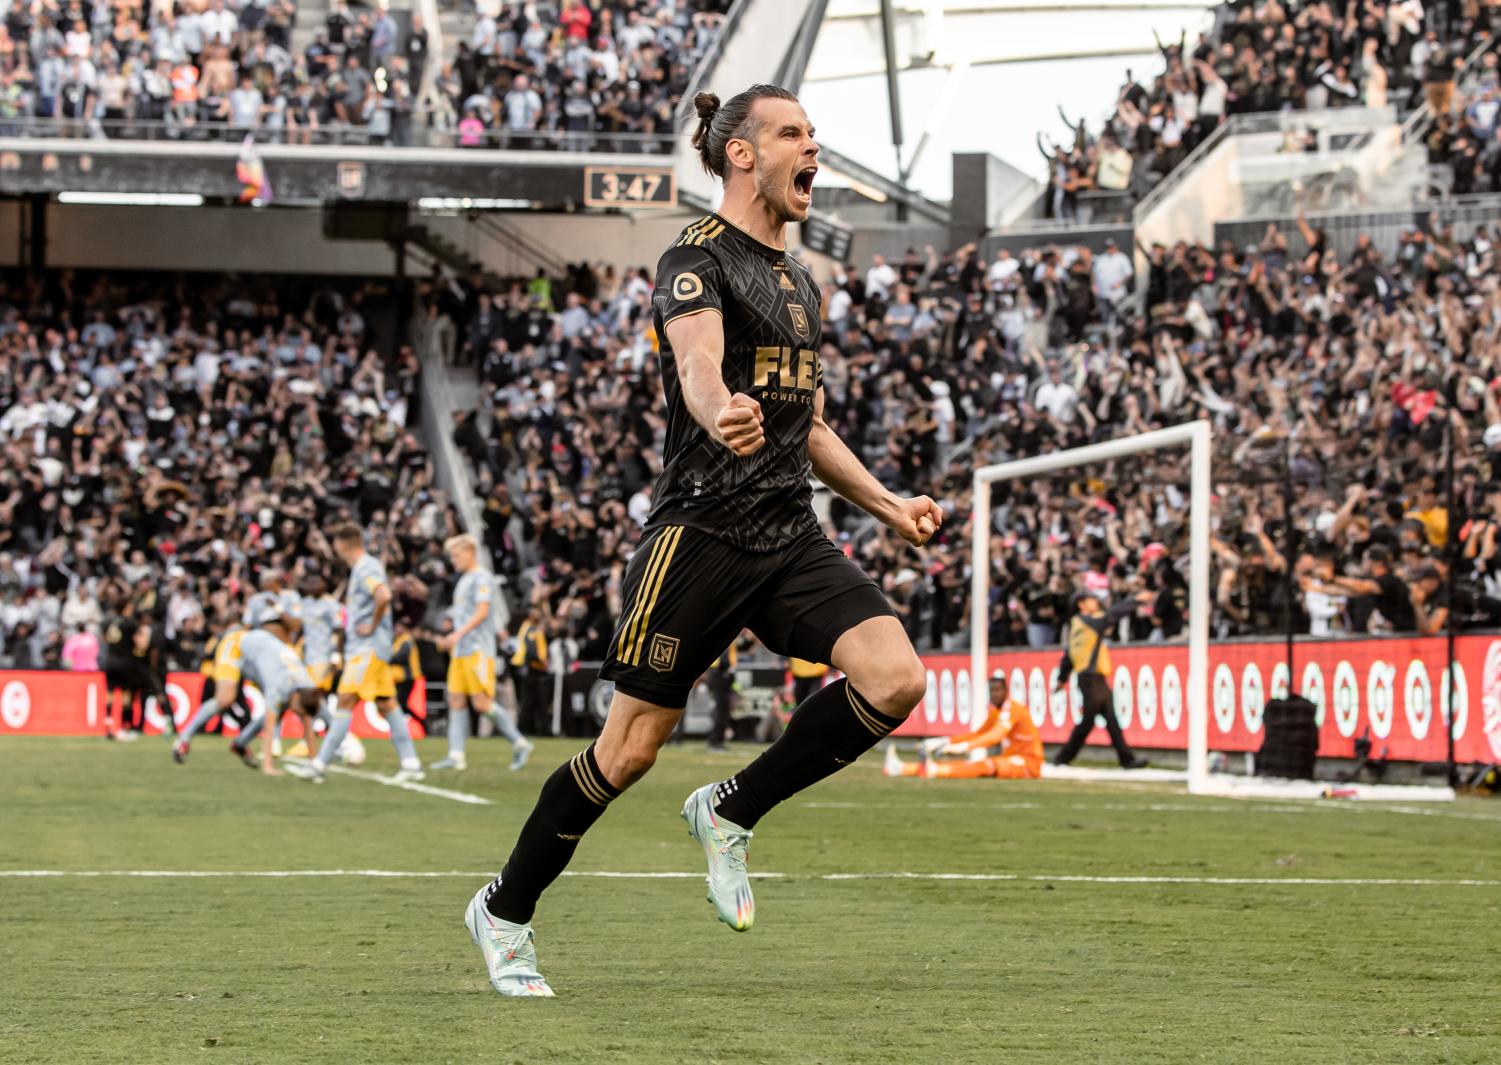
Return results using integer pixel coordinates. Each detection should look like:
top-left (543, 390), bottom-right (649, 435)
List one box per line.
top-left (597, 523), bottom-right (896, 709)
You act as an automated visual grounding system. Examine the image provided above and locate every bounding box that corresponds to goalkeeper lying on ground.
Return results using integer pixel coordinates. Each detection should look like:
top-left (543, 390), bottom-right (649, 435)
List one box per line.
top-left (884, 670), bottom-right (1043, 779)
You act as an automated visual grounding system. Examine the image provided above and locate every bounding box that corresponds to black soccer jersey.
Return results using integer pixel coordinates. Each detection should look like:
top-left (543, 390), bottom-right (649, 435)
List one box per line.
top-left (646, 213), bottom-right (824, 553)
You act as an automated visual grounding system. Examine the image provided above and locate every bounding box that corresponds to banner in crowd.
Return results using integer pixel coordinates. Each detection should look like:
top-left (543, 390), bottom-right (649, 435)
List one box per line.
top-left (900, 635), bottom-right (1501, 764)
top-left (0, 671), bottom-right (427, 739)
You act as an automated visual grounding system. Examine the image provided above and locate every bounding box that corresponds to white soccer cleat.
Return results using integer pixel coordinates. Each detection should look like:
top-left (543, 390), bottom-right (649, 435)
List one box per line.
top-left (464, 887), bottom-right (555, 998)
top-left (284, 762), bottom-right (325, 784)
top-left (429, 755), bottom-right (467, 771)
top-left (682, 783), bottom-right (754, 932)
top-left (510, 740), bottom-right (534, 771)
top-left (392, 764), bottom-right (426, 783)
top-left (883, 744), bottom-right (902, 777)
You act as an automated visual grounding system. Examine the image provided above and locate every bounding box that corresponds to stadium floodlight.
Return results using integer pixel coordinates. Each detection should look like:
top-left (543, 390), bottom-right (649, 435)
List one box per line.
top-left (970, 421), bottom-right (1212, 790)
top-left (57, 191), bottom-right (204, 207)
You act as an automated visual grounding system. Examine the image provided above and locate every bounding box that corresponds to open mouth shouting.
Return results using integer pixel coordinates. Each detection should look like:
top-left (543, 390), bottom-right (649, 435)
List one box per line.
top-left (791, 165), bottom-right (817, 208)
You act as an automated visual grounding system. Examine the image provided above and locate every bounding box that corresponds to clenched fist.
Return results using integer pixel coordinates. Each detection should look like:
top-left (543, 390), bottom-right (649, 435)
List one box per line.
top-left (714, 392), bottom-right (765, 456)
top-left (892, 495), bottom-right (943, 546)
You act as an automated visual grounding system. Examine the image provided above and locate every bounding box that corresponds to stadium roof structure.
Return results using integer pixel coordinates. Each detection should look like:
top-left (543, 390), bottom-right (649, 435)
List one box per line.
top-left (776, 0), bottom-right (1217, 202)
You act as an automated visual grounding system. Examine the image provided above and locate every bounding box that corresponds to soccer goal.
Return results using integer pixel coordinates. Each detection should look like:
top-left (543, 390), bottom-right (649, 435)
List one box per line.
top-left (969, 421), bottom-right (1455, 802)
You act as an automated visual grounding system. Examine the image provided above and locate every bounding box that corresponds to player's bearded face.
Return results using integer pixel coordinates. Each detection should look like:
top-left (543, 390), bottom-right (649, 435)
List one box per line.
top-left (747, 99), bottom-right (819, 223)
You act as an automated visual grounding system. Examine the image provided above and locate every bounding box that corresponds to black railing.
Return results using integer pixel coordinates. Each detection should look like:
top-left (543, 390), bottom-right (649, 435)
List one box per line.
top-left (0, 115), bottom-right (678, 155)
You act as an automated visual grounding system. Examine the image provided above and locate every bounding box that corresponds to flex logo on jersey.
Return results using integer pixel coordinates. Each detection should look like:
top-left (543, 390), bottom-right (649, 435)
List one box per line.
top-left (786, 302), bottom-right (810, 339)
top-left (673, 272), bottom-right (704, 301)
top-left (753, 345), bottom-right (819, 404)
top-left (648, 633), bottom-right (679, 673)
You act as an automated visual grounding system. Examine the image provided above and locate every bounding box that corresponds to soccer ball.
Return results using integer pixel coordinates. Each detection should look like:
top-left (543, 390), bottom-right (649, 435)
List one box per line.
top-left (339, 736), bottom-right (367, 766)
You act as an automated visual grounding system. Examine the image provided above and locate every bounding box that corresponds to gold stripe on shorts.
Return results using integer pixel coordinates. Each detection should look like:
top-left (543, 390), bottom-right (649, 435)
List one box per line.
top-left (625, 525), bottom-right (683, 665)
top-left (612, 528), bottom-right (673, 663)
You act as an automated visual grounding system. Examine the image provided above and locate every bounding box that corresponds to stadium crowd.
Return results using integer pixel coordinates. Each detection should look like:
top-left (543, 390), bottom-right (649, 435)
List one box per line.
top-left (7, 210), bottom-right (1501, 676)
top-left (432, 215), bottom-right (1501, 658)
top-left (0, 0), bottom-right (729, 148)
top-left (1040, 2), bottom-right (1493, 218)
top-left (0, 270), bottom-right (465, 675)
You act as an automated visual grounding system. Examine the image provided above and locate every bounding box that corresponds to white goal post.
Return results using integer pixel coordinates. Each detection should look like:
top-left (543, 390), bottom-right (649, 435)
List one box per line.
top-left (970, 421), bottom-right (1213, 793)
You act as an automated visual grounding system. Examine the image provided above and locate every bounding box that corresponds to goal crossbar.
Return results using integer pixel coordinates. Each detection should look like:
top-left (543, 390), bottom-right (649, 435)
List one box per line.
top-left (970, 421), bottom-right (1213, 792)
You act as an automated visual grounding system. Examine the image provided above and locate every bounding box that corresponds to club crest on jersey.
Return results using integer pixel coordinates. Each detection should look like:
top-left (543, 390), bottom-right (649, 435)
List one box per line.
top-left (673, 273), bottom-right (703, 301)
top-left (786, 302), bottom-right (810, 339)
top-left (648, 633), bottom-right (679, 673)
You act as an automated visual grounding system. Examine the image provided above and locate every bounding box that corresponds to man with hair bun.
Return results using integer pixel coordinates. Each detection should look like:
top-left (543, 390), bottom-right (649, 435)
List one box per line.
top-left (464, 83), bottom-right (943, 998)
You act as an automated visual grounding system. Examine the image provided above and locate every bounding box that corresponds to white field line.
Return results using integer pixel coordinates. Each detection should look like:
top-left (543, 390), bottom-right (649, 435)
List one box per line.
top-left (294, 761), bottom-right (493, 805)
top-left (1, 869), bottom-right (1497, 887)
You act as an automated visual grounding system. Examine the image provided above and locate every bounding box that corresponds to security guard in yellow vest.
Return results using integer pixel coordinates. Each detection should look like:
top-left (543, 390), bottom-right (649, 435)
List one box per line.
top-left (1052, 591), bottom-right (1148, 769)
top-left (510, 607), bottom-right (551, 734)
top-left (788, 657), bottom-right (829, 705)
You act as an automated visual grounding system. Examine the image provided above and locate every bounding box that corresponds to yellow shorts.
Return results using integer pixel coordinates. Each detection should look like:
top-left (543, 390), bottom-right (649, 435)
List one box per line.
top-left (308, 663), bottom-right (336, 693)
top-left (338, 653), bottom-right (395, 701)
top-left (212, 630), bottom-right (245, 686)
top-left (447, 652), bottom-right (496, 698)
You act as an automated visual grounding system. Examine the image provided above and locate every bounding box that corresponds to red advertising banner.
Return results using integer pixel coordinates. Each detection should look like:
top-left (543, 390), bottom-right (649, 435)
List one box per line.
top-left (0, 671), bottom-right (427, 740)
top-left (901, 635), bottom-right (1501, 764)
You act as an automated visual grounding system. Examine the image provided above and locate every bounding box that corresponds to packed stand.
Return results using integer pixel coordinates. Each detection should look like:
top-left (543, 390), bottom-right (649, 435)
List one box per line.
top-left (434, 216), bottom-right (1501, 655)
top-left (0, 269), bottom-right (463, 675)
top-left (1039, 3), bottom-right (1491, 220)
top-left (0, 0), bottom-right (729, 148)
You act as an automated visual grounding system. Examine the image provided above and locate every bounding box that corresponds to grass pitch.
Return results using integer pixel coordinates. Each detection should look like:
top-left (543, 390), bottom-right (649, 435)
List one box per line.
top-left (4, 735), bottom-right (1500, 1065)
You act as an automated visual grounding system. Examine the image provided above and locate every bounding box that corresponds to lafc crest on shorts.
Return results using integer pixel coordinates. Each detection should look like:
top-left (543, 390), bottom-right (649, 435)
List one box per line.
top-left (648, 633), bottom-right (680, 673)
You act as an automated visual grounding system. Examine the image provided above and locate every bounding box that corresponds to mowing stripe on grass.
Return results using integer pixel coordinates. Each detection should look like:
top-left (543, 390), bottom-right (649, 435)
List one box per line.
top-left (2, 869), bottom-right (1497, 887)
top-left (803, 799), bottom-right (1501, 824)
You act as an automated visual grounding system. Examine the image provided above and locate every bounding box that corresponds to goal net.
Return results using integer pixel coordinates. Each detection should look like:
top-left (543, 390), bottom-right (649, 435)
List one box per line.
top-left (969, 421), bottom-right (1456, 802)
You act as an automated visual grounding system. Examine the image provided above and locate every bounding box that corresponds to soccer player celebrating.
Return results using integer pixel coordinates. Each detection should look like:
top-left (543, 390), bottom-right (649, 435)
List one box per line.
top-left (465, 83), bottom-right (941, 998)
top-left (431, 534), bottom-right (534, 772)
top-left (288, 523), bottom-right (425, 784)
top-left (883, 671), bottom-right (1043, 780)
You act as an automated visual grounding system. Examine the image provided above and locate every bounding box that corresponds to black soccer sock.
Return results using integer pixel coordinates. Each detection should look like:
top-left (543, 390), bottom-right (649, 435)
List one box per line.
top-left (484, 743), bottom-right (622, 924)
top-left (713, 678), bottom-right (903, 830)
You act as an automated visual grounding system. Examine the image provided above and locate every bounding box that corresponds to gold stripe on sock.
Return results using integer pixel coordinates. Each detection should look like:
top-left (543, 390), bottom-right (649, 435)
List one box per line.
top-left (570, 753), bottom-right (611, 806)
top-left (846, 683), bottom-right (892, 737)
top-left (611, 528), bottom-right (672, 663)
top-left (578, 753), bottom-right (614, 803)
top-left (625, 525), bottom-right (683, 665)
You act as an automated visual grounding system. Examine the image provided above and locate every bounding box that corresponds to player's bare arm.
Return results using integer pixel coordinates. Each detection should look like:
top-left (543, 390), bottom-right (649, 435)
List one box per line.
top-left (443, 598), bottom-right (489, 652)
top-left (358, 582), bottom-right (391, 638)
top-left (808, 385), bottom-right (941, 546)
top-left (664, 311), bottom-right (765, 457)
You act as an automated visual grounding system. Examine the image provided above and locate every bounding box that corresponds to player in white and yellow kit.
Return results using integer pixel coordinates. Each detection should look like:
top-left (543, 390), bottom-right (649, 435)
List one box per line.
top-left (430, 534), bottom-right (533, 772)
top-left (288, 523), bottom-right (423, 784)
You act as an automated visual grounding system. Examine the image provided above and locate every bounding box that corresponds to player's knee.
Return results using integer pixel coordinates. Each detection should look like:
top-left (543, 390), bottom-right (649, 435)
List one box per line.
top-left (857, 656), bottom-right (927, 719)
top-left (597, 737), bottom-right (658, 789)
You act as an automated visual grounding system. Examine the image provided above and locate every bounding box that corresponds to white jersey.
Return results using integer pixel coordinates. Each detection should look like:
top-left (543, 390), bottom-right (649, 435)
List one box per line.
top-left (451, 569), bottom-right (497, 658)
